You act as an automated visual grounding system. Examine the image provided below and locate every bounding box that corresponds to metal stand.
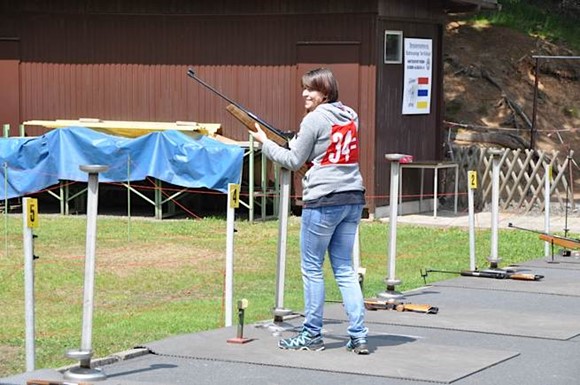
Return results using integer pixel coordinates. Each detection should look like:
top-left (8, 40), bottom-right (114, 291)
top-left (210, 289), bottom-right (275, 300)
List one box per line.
top-left (558, 150), bottom-right (577, 257)
top-left (227, 299), bottom-right (254, 344)
top-left (64, 165), bottom-right (108, 382)
top-left (486, 149), bottom-right (504, 270)
top-left (377, 154), bottom-right (413, 301)
top-left (467, 171), bottom-right (477, 272)
top-left (23, 197), bottom-right (38, 371)
top-left (272, 168), bottom-right (293, 323)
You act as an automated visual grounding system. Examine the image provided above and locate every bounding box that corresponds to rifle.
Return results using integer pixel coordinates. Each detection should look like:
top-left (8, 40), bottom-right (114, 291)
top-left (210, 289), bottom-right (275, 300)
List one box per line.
top-left (508, 223), bottom-right (580, 251)
top-left (186, 68), bottom-right (309, 176)
top-left (421, 268), bottom-right (543, 283)
top-left (364, 298), bottom-right (438, 314)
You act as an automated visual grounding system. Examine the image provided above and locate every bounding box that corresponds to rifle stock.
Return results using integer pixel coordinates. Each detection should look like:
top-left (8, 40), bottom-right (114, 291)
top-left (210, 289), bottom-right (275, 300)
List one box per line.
top-left (509, 273), bottom-right (544, 281)
top-left (226, 104), bottom-right (310, 177)
top-left (538, 233), bottom-right (580, 250)
top-left (226, 104), bottom-right (288, 147)
top-left (364, 298), bottom-right (438, 314)
top-left (508, 223), bottom-right (580, 250)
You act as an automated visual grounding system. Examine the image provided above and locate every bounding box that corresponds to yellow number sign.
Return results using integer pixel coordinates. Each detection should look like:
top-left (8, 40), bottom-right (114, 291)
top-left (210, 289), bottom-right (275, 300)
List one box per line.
top-left (468, 171), bottom-right (478, 190)
top-left (229, 184), bottom-right (240, 209)
top-left (27, 198), bottom-right (39, 228)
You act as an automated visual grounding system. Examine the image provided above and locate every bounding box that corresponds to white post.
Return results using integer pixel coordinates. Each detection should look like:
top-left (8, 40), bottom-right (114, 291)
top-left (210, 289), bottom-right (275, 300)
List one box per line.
top-left (22, 197), bottom-right (37, 371)
top-left (225, 183), bottom-right (238, 327)
top-left (487, 149), bottom-right (503, 269)
top-left (467, 171), bottom-right (477, 271)
top-left (378, 154), bottom-right (412, 300)
top-left (544, 162), bottom-right (551, 258)
top-left (273, 168), bottom-right (292, 321)
top-left (64, 165), bottom-right (108, 382)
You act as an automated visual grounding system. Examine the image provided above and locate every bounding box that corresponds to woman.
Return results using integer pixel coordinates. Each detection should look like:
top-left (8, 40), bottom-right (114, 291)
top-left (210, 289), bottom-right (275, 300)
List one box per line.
top-left (249, 68), bottom-right (369, 354)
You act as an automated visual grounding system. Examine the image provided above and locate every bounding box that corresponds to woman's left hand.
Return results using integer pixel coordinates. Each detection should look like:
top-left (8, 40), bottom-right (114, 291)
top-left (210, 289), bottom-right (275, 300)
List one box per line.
top-left (249, 123), bottom-right (269, 143)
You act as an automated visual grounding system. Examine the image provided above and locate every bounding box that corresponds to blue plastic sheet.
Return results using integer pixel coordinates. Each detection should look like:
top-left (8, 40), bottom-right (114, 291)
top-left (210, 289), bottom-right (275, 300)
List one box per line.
top-left (0, 127), bottom-right (244, 199)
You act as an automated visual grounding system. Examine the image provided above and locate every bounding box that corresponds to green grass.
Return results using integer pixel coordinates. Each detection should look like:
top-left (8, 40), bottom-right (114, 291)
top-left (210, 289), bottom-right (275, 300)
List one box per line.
top-left (0, 213), bottom-right (563, 377)
top-left (474, 0), bottom-right (580, 51)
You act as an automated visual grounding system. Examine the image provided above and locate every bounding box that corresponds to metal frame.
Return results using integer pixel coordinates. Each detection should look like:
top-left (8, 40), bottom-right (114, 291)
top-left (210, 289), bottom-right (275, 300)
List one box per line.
top-left (399, 161), bottom-right (458, 217)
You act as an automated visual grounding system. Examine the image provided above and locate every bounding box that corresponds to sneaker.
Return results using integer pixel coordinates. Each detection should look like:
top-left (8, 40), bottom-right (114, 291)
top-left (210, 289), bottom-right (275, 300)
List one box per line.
top-left (346, 337), bottom-right (369, 355)
top-left (278, 330), bottom-right (325, 351)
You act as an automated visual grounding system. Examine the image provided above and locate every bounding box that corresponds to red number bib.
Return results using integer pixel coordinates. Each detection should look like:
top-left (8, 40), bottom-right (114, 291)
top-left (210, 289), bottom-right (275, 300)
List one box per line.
top-left (320, 120), bottom-right (359, 165)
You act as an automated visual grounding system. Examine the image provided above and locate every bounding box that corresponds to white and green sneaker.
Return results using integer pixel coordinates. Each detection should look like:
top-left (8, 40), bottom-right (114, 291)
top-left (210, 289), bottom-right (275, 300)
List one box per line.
top-left (278, 330), bottom-right (325, 351)
top-left (346, 337), bottom-right (369, 355)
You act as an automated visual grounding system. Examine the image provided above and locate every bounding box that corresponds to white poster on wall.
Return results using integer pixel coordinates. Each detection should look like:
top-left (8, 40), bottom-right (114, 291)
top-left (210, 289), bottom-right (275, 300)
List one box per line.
top-left (402, 38), bottom-right (433, 115)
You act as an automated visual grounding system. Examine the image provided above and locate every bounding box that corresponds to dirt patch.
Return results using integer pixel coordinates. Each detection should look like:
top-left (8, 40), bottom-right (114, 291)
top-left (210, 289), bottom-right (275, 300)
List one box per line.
top-left (443, 19), bottom-right (580, 189)
top-left (0, 345), bottom-right (21, 377)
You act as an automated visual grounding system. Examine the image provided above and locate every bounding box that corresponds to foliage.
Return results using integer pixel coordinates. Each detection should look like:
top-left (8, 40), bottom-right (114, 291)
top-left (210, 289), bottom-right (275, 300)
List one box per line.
top-left (475, 0), bottom-right (580, 51)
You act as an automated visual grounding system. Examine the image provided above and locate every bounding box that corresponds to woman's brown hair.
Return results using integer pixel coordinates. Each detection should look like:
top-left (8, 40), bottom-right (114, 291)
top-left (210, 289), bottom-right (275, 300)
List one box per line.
top-left (301, 68), bottom-right (339, 103)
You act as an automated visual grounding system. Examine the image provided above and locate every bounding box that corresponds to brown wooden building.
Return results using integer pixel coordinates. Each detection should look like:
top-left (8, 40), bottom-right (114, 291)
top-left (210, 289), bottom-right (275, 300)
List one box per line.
top-left (0, 0), bottom-right (498, 216)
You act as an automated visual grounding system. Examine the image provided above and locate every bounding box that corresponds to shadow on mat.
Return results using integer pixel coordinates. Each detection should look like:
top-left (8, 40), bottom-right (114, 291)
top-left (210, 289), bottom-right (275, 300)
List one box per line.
top-left (107, 363), bottom-right (178, 378)
top-left (323, 333), bottom-right (416, 353)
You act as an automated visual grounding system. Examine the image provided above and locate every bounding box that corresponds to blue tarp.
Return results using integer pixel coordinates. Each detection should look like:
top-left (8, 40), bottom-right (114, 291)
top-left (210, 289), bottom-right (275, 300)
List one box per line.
top-left (0, 127), bottom-right (244, 199)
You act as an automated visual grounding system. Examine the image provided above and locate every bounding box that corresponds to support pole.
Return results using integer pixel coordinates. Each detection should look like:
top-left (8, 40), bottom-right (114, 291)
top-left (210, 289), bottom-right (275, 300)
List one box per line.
top-left (272, 168), bottom-right (292, 321)
top-left (22, 197), bottom-right (38, 371)
top-left (378, 154), bottom-right (412, 301)
top-left (64, 164), bottom-right (108, 382)
top-left (224, 183), bottom-right (239, 327)
top-left (467, 171), bottom-right (477, 272)
top-left (544, 161), bottom-right (551, 259)
top-left (487, 149), bottom-right (504, 269)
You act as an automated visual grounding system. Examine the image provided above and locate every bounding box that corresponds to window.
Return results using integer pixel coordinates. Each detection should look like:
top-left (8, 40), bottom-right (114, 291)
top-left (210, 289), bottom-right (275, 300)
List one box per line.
top-left (384, 31), bottom-right (403, 64)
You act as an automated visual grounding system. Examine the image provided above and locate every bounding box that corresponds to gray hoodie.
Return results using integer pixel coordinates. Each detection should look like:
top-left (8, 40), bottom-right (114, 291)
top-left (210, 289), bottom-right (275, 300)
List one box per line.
top-left (260, 101), bottom-right (364, 202)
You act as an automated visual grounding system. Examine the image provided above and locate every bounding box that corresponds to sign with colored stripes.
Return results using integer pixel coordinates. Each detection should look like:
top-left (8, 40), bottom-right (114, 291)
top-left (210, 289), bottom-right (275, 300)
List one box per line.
top-left (402, 38), bottom-right (433, 115)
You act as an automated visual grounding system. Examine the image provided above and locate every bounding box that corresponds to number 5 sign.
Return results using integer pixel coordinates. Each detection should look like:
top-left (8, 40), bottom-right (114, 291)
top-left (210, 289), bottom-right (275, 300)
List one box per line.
top-left (26, 198), bottom-right (39, 228)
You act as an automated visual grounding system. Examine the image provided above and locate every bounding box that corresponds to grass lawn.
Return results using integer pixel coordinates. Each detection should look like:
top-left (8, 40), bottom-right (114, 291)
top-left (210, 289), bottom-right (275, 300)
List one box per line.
top-left (0, 213), bottom-right (549, 377)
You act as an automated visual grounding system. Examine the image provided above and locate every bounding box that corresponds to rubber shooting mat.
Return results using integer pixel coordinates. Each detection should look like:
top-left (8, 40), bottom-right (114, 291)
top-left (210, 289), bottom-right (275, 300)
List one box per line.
top-left (428, 264), bottom-right (580, 297)
top-left (331, 285), bottom-right (580, 340)
top-left (519, 256), bottom-right (580, 269)
top-left (141, 321), bottom-right (518, 384)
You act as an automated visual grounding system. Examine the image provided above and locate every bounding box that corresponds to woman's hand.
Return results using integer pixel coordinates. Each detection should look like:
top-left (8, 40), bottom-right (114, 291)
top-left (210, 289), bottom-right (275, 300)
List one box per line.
top-left (249, 122), bottom-right (269, 143)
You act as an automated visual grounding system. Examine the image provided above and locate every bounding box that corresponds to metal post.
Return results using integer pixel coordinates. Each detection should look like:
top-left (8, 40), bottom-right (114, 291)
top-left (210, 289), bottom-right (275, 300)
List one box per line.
top-left (467, 171), bottom-right (477, 271)
top-left (378, 154), bottom-right (412, 301)
top-left (248, 135), bottom-right (255, 222)
top-left (487, 149), bottom-right (503, 269)
top-left (272, 168), bottom-right (292, 321)
top-left (22, 197), bottom-right (36, 371)
top-left (224, 183), bottom-right (237, 327)
top-left (64, 164), bottom-right (108, 382)
top-left (3, 124), bottom-right (9, 138)
top-left (544, 161), bottom-right (551, 259)
top-left (127, 154), bottom-right (131, 242)
top-left (531, 57), bottom-right (539, 151)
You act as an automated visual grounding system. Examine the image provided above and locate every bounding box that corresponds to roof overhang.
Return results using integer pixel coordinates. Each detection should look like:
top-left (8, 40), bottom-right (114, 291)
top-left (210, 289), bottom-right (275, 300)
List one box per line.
top-left (444, 0), bottom-right (501, 13)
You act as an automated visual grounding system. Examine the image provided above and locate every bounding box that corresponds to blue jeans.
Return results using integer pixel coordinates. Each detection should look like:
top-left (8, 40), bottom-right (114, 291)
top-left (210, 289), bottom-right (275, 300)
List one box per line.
top-left (300, 204), bottom-right (368, 339)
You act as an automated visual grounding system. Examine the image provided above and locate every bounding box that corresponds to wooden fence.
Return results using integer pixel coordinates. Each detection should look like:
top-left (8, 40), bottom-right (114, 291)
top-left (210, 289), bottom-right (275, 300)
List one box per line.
top-left (450, 146), bottom-right (574, 214)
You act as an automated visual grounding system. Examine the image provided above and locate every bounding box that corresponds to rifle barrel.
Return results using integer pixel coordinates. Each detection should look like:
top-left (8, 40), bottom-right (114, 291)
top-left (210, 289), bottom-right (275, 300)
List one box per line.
top-left (186, 68), bottom-right (286, 138)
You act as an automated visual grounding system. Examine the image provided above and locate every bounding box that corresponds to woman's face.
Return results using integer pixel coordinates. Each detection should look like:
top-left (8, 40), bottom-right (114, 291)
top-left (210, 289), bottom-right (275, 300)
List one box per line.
top-left (302, 88), bottom-right (325, 112)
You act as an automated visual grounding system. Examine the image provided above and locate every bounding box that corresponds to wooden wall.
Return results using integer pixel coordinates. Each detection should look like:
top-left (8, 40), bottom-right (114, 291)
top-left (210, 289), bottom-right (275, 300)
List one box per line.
top-left (0, 0), bottom-right (456, 215)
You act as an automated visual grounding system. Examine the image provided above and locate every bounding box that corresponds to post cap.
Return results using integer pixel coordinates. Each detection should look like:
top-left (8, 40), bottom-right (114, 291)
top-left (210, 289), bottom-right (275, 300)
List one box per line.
top-left (79, 165), bottom-right (109, 174)
top-left (385, 154), bottom-right (413, 163)
top-left (488, 148), bottom-right (504, 156)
